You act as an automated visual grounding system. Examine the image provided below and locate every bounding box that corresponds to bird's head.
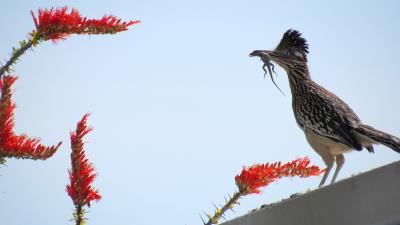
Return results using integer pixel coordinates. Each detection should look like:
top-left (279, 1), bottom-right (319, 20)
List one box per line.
top-left (250, 29), bottom-right (309, 71)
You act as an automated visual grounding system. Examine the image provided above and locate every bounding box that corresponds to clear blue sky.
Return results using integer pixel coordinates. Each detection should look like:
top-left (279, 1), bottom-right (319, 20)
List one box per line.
top-left (1, 1), bottom-right (400, 225)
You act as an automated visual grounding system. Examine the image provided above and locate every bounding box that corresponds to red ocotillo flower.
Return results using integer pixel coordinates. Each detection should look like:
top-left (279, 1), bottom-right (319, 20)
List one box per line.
top-left (67, 114), bottom-right (100, 225)
top-left (30, 6), bottom-right (140, 42)
top-left (0, 7), bottom-right (140, 78)
top-left (202, 157), bottom-right (324, 225)
top-left (235, 157), bottom-right (324, 195)
top-left (67, 113), bottom-right (100, 206)
top-left (0, 75), bottom-right (62, 162)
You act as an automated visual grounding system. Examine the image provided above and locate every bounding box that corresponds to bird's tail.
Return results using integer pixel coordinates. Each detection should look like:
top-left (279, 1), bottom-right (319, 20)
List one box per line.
top-left (356, 124), bottom-right (400, 153)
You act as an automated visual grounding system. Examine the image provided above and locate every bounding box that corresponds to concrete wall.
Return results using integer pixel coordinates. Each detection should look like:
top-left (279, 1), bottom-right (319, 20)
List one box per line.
top-left (222, 161), bottom-right (400, 225)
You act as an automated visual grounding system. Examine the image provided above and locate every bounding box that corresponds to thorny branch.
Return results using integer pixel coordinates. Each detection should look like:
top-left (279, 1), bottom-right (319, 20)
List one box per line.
top-left (0, 38), bottom-right (34, 77)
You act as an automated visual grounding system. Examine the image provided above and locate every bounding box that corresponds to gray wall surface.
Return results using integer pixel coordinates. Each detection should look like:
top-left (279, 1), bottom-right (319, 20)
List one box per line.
top-left (222, 161), bottom-right (400, 225)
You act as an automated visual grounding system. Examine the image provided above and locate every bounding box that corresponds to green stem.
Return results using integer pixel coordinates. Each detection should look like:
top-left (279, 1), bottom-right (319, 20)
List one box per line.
top-left (204, 191), bottom-right (243, 225)
top-left (0, 156), bottom-right (5, 167)
top-left (75, 205), bottom-right (84, 225)
top-left (0, 38), bottom-right (35, 77)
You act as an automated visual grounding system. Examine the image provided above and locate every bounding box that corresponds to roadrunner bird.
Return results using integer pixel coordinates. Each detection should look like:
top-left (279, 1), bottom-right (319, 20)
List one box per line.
top-left (250, 29), bottom-right (400, 187)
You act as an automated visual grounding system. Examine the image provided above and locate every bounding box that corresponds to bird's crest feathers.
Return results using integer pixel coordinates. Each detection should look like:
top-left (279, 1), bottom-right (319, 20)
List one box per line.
top-left (275, 29), bottom-right (309, 61)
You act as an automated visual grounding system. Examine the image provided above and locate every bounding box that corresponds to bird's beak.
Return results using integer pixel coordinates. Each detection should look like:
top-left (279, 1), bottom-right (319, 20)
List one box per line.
top-left (249, 50), bottom-right (259, 57)
top-left (249, 50), bottom-right (274, 57)
top-left (250, 50), bottom-right (290, 63)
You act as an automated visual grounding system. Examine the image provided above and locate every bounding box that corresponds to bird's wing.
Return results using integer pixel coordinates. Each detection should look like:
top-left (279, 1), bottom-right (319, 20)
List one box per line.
top-left (306, 86), bottom-right (363, 151)
top-left (326, 120), bottom-right (363, 150)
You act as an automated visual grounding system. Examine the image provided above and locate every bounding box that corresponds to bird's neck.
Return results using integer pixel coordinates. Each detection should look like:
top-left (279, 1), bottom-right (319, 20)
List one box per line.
top-left (286, 63), bottom-right (312, 95)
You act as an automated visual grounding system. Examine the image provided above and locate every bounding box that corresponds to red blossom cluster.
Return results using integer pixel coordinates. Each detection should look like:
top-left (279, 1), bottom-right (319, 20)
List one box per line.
top-left (67, 113), bottom-right (101, 207)
top-left (235, 157), bottom-right (324, 194)
top-left (31, 6), bottom-right (140, 42)
top-left (0, 75), bottom-right (61, 160)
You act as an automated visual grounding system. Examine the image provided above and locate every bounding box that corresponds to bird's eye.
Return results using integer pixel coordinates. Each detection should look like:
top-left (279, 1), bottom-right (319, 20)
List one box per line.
top-left (294, 50), bottom-right (303, 58)
top-left (287, 47), bottom-right (304, 60)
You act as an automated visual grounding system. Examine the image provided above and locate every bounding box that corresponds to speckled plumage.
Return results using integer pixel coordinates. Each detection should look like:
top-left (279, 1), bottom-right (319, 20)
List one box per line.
top-left (288, 67), bottom-right (363, 151)
top-left (250, 29), bottom-right (400, 187)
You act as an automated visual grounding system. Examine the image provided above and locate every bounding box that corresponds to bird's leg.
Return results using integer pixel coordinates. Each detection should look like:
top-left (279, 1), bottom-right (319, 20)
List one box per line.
top-left (330, 154), bottom-right (345, 184)
top-left (319, 155), bottom-right (334, 187)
